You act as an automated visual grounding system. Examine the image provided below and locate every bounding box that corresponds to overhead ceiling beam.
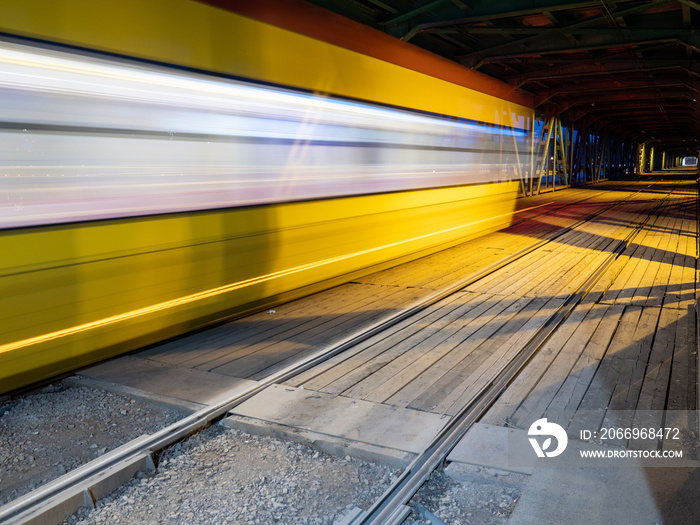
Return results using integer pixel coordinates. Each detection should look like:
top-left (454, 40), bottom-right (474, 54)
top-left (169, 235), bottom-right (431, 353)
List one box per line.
top-left (453, 0), bottom-right (676, 68)
top-left (683, 4), bottom-right (692, 25)
top-left (363, 0), bottom-right (398, 14)
top-left (458, 38), bottom-right (678, 68)
top-left (507, 59), bottom-right (700, 85)
top-left (408, 0), bottom-right (644, 29)
top-left (590, 108), bottom-right (698, 121)
top-left (569, 100), bottom-right (697, 121)
top-left (381, 0), bottom-right (452, 26)
top-left (517, 67), bottom-right (697, 91)
top-left (586, 120), bottom-right (696, 133)
top-left (677, 0), bottom-right (700, 11)
top-left (433, 27), bottom-right (694, 36)
top-left (536, 79), bottom-right (700, 105)
top-left (560, 92), bottom-right (695, 112)
top-left (467, 31), bottom-right (700, 70)
top-left (472, 42), bottom-right (677, 67)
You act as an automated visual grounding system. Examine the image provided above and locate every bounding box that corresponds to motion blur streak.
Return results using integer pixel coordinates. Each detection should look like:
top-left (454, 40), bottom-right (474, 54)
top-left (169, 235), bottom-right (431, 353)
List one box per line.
top-left (0, 209), bottom-right (513, 356)
top-left (0, 0), bottom-right (534, 393)
top-left (0, 42), bottom-right (527, 229)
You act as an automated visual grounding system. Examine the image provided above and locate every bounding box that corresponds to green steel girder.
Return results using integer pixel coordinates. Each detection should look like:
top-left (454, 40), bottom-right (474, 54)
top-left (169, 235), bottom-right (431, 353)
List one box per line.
top-left (461, 34), bottom-right (700, 70)
top-left (560, 92), bottom-right (696, 112)
top-left (364, 0), bottom-right (398, 13)
top-left (455, 0), bottom-right (678, 67)
top-left (587, 109), bottom-right (700, 125)
top-left (473, 44), bottom-right (680, 72)
top-left (587, 120), bottom-right (700, 137)
top-left (569, 99), bottom-right (698, 122)
top-left (381, 0), bottom-right (454, 26)
top-left (541, 79), bottom-right (700, 94)
top-left (434, 26), bottom-right (693, 36)
top-left (458, 38), bottom-right (679, 68)
top-left (678, 0), bottom-right (700, 11)
top-left (406, 0), bottom-right (656, 29)
top-left (507, 60), bottom-right (700, 86)
top-left (536, 80), bottom-right (700, 106)
top-left (592, 122), bottom-right (700, 140)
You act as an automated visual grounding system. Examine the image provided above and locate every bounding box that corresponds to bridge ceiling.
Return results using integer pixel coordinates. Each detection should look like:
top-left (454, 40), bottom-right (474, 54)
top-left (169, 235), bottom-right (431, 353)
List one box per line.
top-left (307, 0), bottom-right (700, 150)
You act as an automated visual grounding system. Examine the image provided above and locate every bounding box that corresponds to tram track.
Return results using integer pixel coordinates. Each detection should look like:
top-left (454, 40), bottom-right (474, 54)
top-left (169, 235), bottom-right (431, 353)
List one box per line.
top-left (344, 188), bottom-right (671, 524)
top-left (0, 185), bottom-right (667, 525)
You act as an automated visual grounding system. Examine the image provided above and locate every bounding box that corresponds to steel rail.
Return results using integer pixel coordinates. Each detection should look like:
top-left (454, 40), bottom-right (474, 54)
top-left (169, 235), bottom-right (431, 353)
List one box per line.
top-left (349, 189), bottom-right (672, 524)
top-left (0, 186), bottom-right (652, 524)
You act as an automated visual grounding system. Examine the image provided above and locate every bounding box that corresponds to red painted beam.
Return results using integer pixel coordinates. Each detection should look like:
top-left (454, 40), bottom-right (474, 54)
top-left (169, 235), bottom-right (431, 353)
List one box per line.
top-left (197, 0), bottom-right (533, 107)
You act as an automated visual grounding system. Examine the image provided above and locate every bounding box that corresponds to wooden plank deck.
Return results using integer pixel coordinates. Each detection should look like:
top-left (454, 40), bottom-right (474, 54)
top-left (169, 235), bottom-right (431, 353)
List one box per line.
top-left (479, 184), bottom-right (697, 450)
top-left (129, 181), bottom-right (696, 446)
top-left (292, 183), bottom-right (697, 420)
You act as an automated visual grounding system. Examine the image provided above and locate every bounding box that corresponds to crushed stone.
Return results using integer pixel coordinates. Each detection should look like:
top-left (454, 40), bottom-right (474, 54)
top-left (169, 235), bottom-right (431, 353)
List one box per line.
top-left (0, 381), bottom-right (185, 506)
top-left (62, 425), bottom-right (398, 525)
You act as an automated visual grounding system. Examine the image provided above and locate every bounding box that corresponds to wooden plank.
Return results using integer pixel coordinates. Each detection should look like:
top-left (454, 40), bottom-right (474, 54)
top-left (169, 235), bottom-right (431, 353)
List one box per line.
top-left (360, 213), bottom-right (569, 291)
top-left (603, 192), bottom-right (678, 305)
top-left (664, 304), bottom-right (699, 455)
top-left (677, 214), bottom-right (697, 310)
top-left (285, 289), bottom-right (484, 388)
top-left (472, 235), bottom-right (584, 296)
top-left (179, 283), bottom-right (414, 370)
top-left (663, 218), bottom-right (691, 310)
top-left (137, 301), bottom-right (323, 361)
top-left (606, 306), bottom-right (662, 411)
top-left (388, 296), bottom-right (547, 411)
top-left (632, 212), bottom-right (679, 305)
top-left (463, 247), bottom-right (547, 294)
top-left (493, 219), bottom-right (621, 298)
top-left (666, 304), bottom-right (693, 410)
top-left (358, 245), bottom-right (480, 290)
top-left (288, 192), bottom-right (636, 392)
top-left (471, 199), bottom-right (637, 300)
top-left (664, 199), bottom-right (697, 310)
top-left (209, 284), bottom-right (435, 378)
top-left (462, 207), bottom-right (617, 295)
top-left (432, 196), bottom-right (656, 420)
top-left (362, 205), bottom-right (599, 294)
top-left (140, 281), bottom-right (378, 364)
top-left (547, 304), bottom-right (624, 428)
top-left (596, 228), bottom-right (654, 304)
top-left (144, 192), bottom-right (626, 370)
top-left (568, 305), bottom-right (643, 415)
top-left (509, 303), bottom-right (620, 430)
top-left (627, 306), bottom-right (679, 450)
top-left (584, 201), bottom-right (664, 303)
top-left (483, 301), bottom-right (597, 427)
top-left (643, 213), bottom-right (680, 306)
top-left (299, 291), bottom-right (490, 392)
top-left (557, 200), bottom-right (662, 306)
top-left (338, 294), bottom-right (527, 400)
top-left (613, 219), bottom-right (666, 305)
top-left (524, 234), bottom-right (622, 300)
top-left (480, 194), bottom-right (650, 303)
top-left (584, 306), bottom-right (662, 446)
top-left (262, 290), bottom-right (494, 383)
top-left (690, 304), bottom-right (698, 413)
top-left (434, 294), bottom-right (572, 416)
top-left (636, 307), bottom-right (679, 410)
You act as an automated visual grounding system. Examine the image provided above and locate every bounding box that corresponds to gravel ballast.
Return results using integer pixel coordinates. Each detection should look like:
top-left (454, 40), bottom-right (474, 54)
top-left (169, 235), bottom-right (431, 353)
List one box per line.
top-left (407, 466), bottom-right (524, 525)
top-left (2, 381), bottom-right (525, 524)
top-left (62, 425), bottom-right (397, 525)
top-left (0, 381), bottom-right (185, 507)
